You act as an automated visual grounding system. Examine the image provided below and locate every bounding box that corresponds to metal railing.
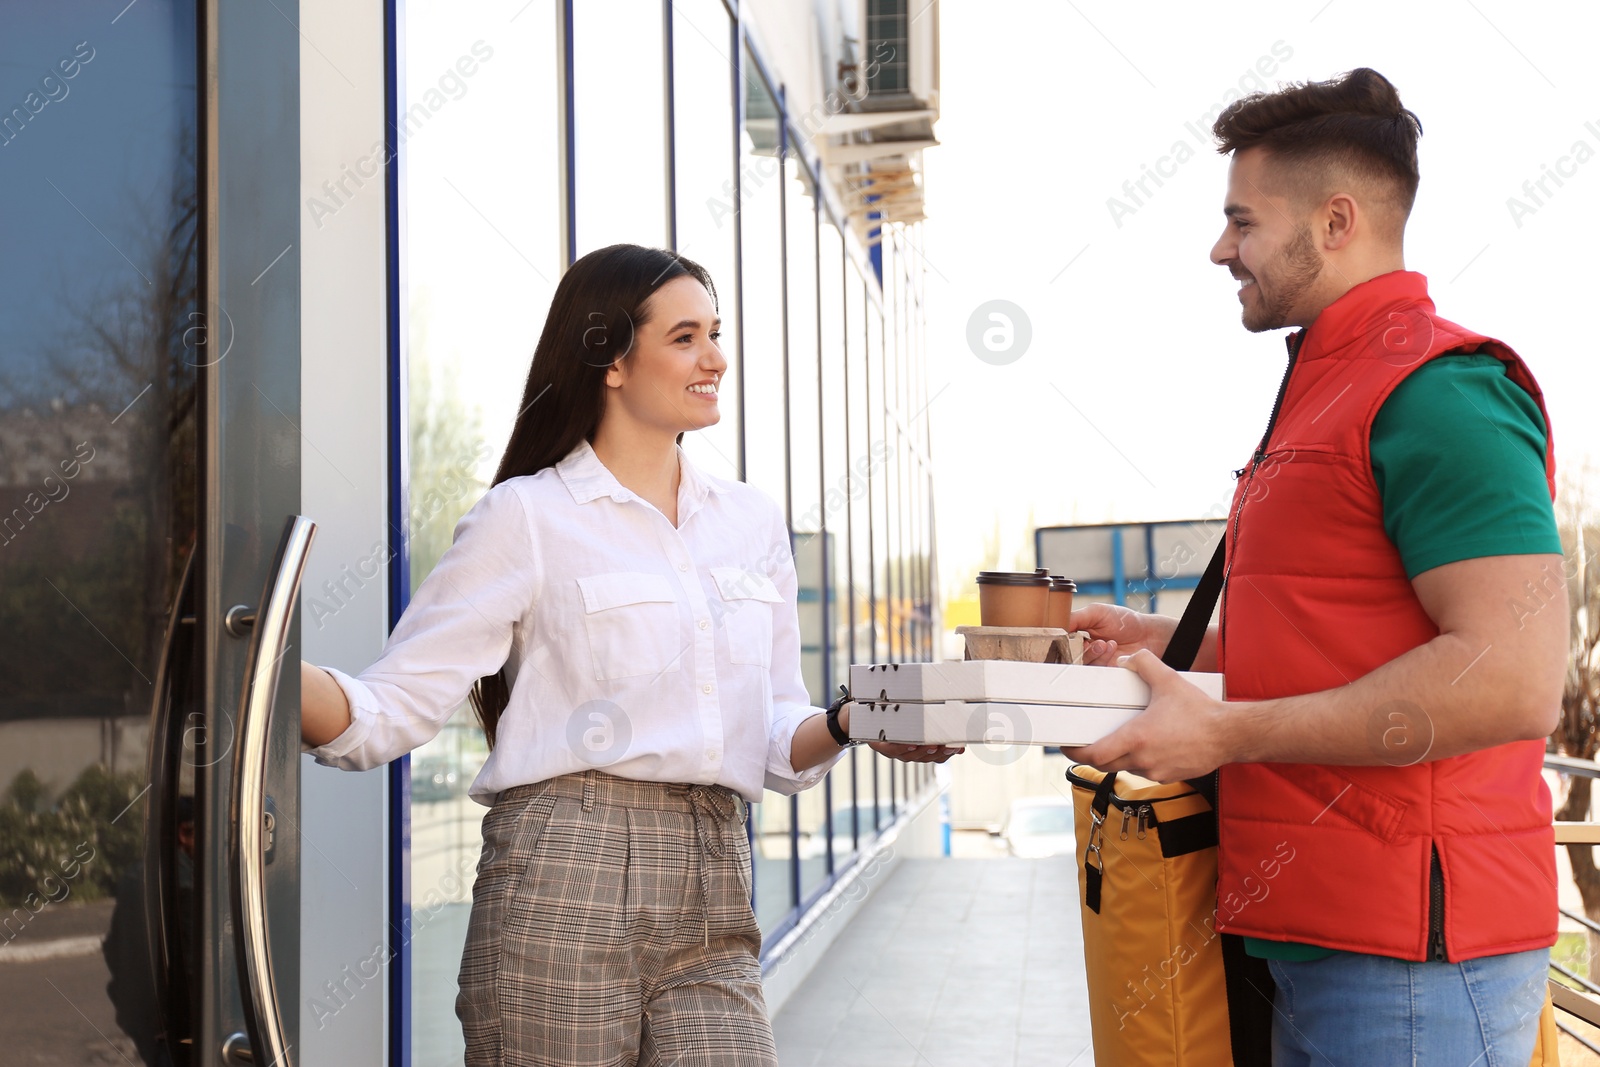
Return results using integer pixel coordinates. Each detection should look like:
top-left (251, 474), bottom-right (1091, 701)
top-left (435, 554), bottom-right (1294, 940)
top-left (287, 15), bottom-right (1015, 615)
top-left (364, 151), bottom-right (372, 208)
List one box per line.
top-left (1545, 753), bottom-right (1600, 1051)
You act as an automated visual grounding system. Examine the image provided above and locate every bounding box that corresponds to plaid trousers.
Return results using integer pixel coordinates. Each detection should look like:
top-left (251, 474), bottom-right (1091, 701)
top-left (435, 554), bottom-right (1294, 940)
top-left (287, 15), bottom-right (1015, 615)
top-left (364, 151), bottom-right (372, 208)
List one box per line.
top-left (457, 770), bottom-right (778, 1067)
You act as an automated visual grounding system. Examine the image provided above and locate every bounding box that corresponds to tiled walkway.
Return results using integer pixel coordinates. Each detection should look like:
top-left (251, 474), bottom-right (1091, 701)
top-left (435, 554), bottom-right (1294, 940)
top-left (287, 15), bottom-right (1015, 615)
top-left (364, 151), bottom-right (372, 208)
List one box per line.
top-left (772, 857), bottom-right (1095, 1067)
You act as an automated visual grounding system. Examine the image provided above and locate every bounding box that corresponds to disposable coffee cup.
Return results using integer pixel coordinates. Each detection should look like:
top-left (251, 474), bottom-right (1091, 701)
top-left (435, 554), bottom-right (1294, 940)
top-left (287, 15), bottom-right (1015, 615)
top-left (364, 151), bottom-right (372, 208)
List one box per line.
top-left (1045, 577), bottom-right (1077, 630)
top-left (976, 571), bottom-right (1050, 627)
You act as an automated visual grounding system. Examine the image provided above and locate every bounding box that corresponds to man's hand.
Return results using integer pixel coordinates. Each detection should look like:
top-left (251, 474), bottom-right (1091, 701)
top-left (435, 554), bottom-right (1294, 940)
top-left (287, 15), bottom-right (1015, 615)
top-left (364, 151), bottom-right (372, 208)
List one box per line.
top-left (1063, 650), bottom-right (1236, 782)
top-left (1068, 603), bottom-right (1180, 667)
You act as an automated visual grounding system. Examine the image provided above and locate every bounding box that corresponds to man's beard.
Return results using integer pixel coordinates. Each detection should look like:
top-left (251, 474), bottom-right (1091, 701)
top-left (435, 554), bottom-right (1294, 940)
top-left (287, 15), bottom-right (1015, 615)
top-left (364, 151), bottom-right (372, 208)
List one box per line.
top-left (1243, 225), bottom-right (1324, 333)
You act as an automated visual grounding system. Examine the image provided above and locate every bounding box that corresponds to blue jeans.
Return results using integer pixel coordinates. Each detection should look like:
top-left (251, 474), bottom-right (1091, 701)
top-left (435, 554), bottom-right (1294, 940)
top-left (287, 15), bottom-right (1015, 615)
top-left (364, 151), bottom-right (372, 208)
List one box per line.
top-left (1268, 947), bottom-right (1548, 1066)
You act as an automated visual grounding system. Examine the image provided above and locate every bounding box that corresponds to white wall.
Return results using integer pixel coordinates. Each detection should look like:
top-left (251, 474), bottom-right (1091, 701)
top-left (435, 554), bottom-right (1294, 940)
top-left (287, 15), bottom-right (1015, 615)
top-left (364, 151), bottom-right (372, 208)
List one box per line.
top-left (298, 1), bottom-right (392, 1061)
top-left (744, 0), bottom-right (829, 114)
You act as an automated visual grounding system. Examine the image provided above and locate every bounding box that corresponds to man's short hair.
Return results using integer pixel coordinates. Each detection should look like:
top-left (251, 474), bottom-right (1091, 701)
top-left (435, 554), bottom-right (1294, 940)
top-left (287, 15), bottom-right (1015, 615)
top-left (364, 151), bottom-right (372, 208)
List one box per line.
top-left (1213, 68), bottom-right (1423, 230)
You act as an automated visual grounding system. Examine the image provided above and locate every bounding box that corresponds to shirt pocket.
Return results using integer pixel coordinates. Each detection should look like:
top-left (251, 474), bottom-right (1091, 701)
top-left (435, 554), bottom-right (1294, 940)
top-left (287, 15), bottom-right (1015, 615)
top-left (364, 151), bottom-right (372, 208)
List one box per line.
top-left (710, 566), bottom-right (783, 669)
top-left (576, 571), bottom-right (684, 681)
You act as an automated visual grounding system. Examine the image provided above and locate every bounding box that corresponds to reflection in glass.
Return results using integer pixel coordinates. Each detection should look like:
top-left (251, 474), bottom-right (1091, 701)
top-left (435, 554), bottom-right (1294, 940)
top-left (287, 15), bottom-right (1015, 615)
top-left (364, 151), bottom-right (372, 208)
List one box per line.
top-left (884, 234), bottom-right (905, 663)
top-left (796, 773), bottom-right (829, 900)
top-left (868, 753), bottom-right (882, 830)
top-left (751, 797), bottom-right (793, 929)
top-left (672, 0), bottom-right (741, 484)
top-left (785, 162), bottom-right (828, 904)
top-left (877, 752), bottom-right (895, 823)
top-left (917, 340), bottom-right (928, 653)
top-left (574, 0), bottom-right (666, 253)
top-left (825, 751), bottom-right (864, 870)
top-left (787, 161), bottom-right (822, 705)
top-left (867, 301), bottom-right (890, 664)
top-left (0, 3), bottom-right (198, 1061)
top-left (847, 277), bottom-right (874, 673)
top-left (818, 224), bottom-right (848, 695)
top-left (913, 284), bottom-right (930, 661)
top-left (738, 53), bottom-right (787, 509)
top-left (403, 2), bottom-right (562, 1062)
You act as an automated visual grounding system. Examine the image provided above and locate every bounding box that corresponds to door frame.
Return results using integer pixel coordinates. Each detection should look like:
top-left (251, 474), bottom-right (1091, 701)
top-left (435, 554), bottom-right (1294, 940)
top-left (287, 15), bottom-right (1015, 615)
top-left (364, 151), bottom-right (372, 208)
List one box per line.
top-left (201, 0), bottom-right (304, 1059)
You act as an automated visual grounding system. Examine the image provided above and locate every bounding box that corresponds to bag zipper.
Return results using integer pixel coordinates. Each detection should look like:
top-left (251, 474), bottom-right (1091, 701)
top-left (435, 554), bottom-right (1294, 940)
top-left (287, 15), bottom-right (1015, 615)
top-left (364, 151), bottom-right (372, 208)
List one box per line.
top-left (1065, 767), bottom-right (1202, 805)
top-left (1427, 846), bottom-right (1446, 961)
top-left (1064, 767), bottom-right (1201, 833)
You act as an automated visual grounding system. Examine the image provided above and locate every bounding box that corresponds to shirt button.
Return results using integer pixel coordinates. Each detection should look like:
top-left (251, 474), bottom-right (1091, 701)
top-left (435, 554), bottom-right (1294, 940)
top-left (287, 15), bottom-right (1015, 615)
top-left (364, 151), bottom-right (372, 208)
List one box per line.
top-left (678, 563), bottom-right (689, 572)
top-left (699, 619), bottom-right (709, 630)
top-left (703, 684), bottom-right (714, 694)
top-left (706, 749), bottom-right (719, 761)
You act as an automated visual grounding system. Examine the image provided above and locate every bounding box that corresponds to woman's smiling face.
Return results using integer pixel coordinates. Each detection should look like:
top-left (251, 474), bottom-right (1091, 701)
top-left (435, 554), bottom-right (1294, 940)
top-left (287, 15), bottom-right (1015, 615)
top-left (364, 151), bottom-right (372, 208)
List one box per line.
top-left (602, 274), bottom-right (727, 437)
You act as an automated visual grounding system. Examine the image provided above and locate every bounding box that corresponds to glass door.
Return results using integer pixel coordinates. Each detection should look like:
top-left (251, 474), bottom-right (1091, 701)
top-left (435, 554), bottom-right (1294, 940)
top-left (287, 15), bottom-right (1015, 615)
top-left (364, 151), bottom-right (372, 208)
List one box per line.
top-left (0, 2), bottom-right (305, 1064)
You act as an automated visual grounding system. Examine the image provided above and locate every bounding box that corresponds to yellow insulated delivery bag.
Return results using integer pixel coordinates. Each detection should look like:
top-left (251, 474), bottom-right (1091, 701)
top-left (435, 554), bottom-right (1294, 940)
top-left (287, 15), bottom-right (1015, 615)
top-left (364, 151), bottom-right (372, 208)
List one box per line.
top-left (1067, 765), bottom-right (1236, 1066)
top-left (1066, 766), bottom-right (1561, 1066)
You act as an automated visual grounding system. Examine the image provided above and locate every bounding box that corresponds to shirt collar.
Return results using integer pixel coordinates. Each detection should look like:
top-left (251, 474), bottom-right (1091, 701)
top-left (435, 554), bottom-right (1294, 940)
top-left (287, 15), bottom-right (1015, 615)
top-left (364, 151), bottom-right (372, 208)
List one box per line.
top-left (555, 438), bottom-right (729, 510)
top-left (675, 442), bottom-right (729, 512)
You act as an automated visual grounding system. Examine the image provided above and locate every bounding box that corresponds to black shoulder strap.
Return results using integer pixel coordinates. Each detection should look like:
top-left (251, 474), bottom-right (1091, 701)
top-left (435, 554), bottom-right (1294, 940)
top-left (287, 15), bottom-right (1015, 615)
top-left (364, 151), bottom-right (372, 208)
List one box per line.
top-left (1159, 536), bottom-right (1276, 1067)
top-left (1161, 536), bottom-right (1226, 671)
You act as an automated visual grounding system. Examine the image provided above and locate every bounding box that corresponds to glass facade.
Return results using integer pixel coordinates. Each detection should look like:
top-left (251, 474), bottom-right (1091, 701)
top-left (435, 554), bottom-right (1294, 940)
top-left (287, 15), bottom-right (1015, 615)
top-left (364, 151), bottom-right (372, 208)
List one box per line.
top-left (397, 2), bottom-right (937, 1059)
top-left (0, 6), bottom-right (203, 1059)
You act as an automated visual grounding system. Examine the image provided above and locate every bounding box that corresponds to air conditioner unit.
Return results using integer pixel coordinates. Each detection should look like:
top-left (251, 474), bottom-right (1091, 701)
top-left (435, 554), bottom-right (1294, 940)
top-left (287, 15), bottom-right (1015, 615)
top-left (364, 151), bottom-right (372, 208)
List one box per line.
top-left (862, 0), bottom-right (938, 110)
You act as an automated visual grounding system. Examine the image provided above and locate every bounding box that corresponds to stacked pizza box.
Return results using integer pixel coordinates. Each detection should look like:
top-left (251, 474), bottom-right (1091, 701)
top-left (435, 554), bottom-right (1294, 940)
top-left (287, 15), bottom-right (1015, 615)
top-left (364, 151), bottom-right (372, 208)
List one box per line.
top-left (846, 660), bottom-right (1227, 747)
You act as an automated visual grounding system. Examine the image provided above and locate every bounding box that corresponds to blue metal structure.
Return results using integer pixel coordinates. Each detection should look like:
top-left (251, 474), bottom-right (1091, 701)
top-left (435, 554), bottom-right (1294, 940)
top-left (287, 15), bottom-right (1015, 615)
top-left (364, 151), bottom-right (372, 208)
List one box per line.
top-left (1035, 519), bottom-right (1225, 610)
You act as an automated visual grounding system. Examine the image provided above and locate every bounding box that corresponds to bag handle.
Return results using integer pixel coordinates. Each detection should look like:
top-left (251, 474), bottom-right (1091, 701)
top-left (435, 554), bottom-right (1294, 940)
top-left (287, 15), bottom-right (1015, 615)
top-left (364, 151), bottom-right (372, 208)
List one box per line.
top-left (1082, 770), bottom-right (1119, 915)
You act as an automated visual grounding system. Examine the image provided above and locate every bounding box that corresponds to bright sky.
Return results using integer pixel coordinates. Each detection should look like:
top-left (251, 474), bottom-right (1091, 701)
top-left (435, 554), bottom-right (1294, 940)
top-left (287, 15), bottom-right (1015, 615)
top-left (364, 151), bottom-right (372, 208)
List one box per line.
top-left (923, 0), bottom-right (1600, 597)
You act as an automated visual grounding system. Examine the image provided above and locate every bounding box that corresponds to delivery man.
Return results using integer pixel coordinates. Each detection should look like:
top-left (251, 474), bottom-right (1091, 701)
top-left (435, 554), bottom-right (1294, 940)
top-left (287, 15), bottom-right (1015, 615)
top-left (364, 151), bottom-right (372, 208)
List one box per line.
top-left (1068, 67), bottom-right (1567, 1064)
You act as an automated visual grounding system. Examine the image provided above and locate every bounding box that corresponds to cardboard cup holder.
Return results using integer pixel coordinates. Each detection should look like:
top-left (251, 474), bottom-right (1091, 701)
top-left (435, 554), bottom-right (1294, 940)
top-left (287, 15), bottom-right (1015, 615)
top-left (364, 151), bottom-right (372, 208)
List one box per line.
top-left (954, 625), bottom-right (1087, 665)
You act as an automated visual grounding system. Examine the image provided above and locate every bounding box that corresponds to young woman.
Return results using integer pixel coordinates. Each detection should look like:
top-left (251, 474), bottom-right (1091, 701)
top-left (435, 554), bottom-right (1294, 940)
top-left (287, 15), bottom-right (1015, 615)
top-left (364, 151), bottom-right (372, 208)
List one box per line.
top-left (300, 244), bottom-right (958, 1066)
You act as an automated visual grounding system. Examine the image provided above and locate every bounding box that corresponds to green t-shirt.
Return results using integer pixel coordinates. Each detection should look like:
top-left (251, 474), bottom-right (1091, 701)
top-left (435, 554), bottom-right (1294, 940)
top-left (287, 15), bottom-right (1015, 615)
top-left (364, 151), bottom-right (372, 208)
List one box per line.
top-left (1243, 353), bottom-right (1562, 962)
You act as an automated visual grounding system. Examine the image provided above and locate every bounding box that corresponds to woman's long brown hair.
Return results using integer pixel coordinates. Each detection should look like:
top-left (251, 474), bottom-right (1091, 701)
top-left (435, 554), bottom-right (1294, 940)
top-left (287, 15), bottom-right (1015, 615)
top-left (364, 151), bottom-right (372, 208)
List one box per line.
top-left (467, 244), bottom-right (716, 748)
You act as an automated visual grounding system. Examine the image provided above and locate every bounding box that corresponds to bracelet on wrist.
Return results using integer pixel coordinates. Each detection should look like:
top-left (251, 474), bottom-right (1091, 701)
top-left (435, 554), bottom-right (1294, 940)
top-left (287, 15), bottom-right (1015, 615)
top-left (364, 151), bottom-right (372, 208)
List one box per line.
top-left (824, 685), bottom-right (855, 747)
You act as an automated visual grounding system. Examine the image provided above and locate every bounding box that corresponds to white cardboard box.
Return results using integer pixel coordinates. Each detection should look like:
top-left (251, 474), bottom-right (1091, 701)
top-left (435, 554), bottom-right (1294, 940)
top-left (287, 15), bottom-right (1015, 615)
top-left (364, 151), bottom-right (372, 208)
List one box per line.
top-left (847, 661), bottom-right (1226, 746)
top-left (850, 699), bottom-right (1143, 747)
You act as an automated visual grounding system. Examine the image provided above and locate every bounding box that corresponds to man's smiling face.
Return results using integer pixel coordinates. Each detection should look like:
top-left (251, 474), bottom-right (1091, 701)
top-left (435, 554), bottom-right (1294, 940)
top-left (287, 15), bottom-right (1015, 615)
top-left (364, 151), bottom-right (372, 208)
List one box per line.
top-left (1209, 146), bottom-right (1326, 333)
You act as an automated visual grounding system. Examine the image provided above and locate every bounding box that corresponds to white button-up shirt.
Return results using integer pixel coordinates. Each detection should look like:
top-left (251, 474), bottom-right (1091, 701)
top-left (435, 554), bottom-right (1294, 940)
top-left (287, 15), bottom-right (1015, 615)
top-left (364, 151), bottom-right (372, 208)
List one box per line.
top-left (306, 439), bottom-right (838, 804)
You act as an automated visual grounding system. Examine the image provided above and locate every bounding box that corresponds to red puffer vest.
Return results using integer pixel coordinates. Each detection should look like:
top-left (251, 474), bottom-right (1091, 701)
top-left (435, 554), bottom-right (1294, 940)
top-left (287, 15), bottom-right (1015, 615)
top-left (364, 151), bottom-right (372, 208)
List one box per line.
top-left (1214, 270), bottom-right (1558, 962)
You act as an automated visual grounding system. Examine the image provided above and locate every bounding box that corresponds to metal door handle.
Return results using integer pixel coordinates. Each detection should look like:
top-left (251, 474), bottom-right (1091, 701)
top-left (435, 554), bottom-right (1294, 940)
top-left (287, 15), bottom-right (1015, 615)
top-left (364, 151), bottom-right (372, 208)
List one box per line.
top-left (142, 545), bottom-right (196, 1054)
top-left (228, 515), bottom-right (315, 1067)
